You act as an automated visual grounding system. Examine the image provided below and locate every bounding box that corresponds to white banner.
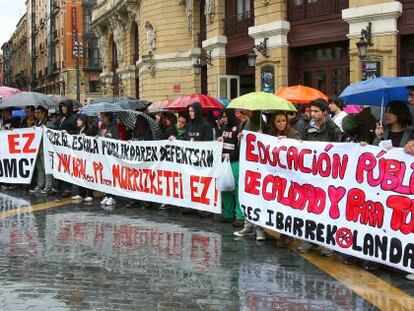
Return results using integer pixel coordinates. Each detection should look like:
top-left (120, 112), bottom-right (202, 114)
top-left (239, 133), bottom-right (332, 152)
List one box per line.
top-left (43, 129), bottom-right (222, 213)
top-left (239, 130), bottom-right (414, 273)
top-left (0, 128), bottom-right (42, 184)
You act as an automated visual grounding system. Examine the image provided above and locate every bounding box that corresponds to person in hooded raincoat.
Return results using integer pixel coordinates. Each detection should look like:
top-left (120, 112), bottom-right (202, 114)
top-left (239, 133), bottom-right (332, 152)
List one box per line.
top-left (184, 102), bottom-right (212, 141)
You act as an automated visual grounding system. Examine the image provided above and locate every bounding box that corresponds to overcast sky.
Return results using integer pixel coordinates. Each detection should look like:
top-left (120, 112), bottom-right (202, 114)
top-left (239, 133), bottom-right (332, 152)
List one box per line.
top-left (0, 0), bottom-right (26, 48)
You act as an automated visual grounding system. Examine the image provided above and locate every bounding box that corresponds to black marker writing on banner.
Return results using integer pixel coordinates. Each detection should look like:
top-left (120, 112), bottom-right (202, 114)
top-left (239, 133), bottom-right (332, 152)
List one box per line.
top-left (0, 158), bottom-right (34, 178)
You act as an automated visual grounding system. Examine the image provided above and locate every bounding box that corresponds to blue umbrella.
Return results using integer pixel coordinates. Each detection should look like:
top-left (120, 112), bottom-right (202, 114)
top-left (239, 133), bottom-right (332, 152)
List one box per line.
top-left (217, 98), bottom-right (230, 107)
top-left (340, 76), bottom-right (414, 107)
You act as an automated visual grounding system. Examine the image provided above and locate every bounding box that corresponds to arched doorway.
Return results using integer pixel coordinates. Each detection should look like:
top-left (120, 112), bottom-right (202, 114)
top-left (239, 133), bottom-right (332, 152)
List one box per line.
top-left (110, 35), bottom-right (119, 96)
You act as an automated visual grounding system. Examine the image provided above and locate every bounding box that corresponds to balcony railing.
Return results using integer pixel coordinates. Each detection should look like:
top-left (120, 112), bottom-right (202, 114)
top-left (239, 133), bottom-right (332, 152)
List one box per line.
top-left (288, 0), bottom-right (348, 22)
top-left (225, 10), bottom-right (254, 37)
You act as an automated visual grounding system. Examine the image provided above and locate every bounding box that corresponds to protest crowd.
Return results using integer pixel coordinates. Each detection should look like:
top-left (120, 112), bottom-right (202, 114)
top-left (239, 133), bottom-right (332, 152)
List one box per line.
top-left (1, 82), bottom-right (414, 278)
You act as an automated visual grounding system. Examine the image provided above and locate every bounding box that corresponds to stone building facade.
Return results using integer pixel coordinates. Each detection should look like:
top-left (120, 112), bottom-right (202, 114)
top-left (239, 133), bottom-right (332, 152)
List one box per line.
top-left (0, 54), bottom-right (4, 86)
top-left (1, 42), bottom-right (13, 87)
top-left (91, 0), bottom-right (414, 101)
top-left (26, 0), bottom-right (101, 101)
top-left (10, 14), bottom-right (29, 90)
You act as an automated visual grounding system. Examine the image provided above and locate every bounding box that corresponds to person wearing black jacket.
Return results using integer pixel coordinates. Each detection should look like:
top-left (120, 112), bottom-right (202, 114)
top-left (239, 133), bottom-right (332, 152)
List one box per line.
top-left (71, 114), bottom-right (99, 202)
top-left (29, 106), bottom-right (49, 194)
top-left (58, 99), bottom-right (78, 134)
top-left (1, 108), bottom-right (20, 130)
top-left (218, 109), bottom-right (244, 226)
top-left (184, 102), bottom-right (212, 141)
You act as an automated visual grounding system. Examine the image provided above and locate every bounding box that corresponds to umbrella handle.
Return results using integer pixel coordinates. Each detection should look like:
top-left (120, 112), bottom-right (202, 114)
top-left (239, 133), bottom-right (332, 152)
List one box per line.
top-left (379, 97), bottom-right (384, 127)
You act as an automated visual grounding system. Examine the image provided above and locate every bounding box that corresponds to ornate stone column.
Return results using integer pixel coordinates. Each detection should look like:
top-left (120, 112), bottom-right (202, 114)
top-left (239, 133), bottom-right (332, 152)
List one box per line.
top-left (343, 1), bottom-right (402, 82)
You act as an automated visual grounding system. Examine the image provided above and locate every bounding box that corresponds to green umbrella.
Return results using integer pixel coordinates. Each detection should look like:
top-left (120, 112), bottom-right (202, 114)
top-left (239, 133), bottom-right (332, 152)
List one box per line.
top-left (227, 92), bottom-right (297, 112)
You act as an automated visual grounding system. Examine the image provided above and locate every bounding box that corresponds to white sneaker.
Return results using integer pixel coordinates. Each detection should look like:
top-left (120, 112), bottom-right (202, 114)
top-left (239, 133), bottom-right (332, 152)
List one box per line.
top-left (256, 231), bottom-right (266, 241)
top-left (406, 274), bottom-right (414, 281)
top-left (233, 228), bottom-right (255, 237)
top-left (71, 195), bottom-right (83, 200)
top-left (105, 197), bottom-right (115, 206)
top-left (84, 196), bottom-right (93, 202)
top-left (100, 197), bottom-right (109, 205)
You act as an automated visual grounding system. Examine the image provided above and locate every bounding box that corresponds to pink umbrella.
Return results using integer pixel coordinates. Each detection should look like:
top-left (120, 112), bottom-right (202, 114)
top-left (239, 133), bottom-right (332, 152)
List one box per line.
top-left (344, 104), bottom-right (363, 114)
top-left (0, 86), bottom-right (21, 100)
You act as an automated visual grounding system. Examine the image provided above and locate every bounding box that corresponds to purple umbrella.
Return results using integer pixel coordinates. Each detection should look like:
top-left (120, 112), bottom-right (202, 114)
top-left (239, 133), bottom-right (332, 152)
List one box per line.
top-left (0, 86), bottom-right (21, 100)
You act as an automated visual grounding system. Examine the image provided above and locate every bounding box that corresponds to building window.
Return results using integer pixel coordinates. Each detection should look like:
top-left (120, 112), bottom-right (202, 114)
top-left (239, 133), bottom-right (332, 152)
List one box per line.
top-left (83, 7), bottom-right (92, 33)
top-left (89, 81), bottom-right (100, 92)
top-left (237, 0), bottom-right (251, 21)
top-left (86, 39), bottom-right (100, 67)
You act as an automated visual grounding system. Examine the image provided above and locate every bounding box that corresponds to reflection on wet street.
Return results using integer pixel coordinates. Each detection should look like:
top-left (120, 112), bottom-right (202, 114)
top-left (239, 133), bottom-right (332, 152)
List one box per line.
top-left (0, 190), bottom-right (404, 310)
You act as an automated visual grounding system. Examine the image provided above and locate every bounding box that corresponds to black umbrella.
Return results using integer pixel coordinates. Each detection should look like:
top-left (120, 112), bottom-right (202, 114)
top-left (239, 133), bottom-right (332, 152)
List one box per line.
top-left (116, 110), bottom-right (164, 140)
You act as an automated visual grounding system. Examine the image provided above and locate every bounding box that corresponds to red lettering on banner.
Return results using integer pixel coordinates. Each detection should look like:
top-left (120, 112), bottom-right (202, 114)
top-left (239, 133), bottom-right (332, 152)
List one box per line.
top-left (7, 134), bottom-right (20, 154)
top-left (327, 185), bottom-right (346, 219)
top-left (57, 153), bottom-right (71, 173)
top-left (387, 195), bottom-right (414, 234)
top-left (345, 188), bottom-right (384, 228)
top-left (7, 133), bottom-right (37, 154)
top-left (245, 133), bottom-right (258, 162)
top-left (93, 161), bottom-right (104, 184)
top-left (356, 153), bottom-right (413, 194)
top-left (22, 133), bottom-right (37, 153)
top-left (190, 175), bottom-right (211, 205)
top-left (245, 170), bottom-right (262, 195)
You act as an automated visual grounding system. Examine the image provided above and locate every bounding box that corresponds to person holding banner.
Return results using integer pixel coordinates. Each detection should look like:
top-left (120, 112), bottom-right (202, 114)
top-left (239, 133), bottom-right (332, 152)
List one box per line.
top-left (341, 114), bottom-right (380, 271)
top-left (71, 114), bottom-right (99, 202)
top-left (57, 100), bottom-right (79, 198)
top-left (175, 113), bottom-right (188, 140)
top-left (217, 109), bottom-right (244, 226)
top-left (374, 100), bottom-right (412, 148)
top-left (99, 112), bottom-right (119, 206)
top-left (21, 106), bottom-right (36, 128)
top-left (403, 86), bottom-right (414, 155)
top-left (234, 110), bottom-right (266, 240)
top-left (1, 108), bottom-right (20, 130)
top-left (184, 102), bottom-right (212, 141)
top-left (30, 107), bottom-right (51, 194)
top-left (298, 99), bottom-right (343, 256)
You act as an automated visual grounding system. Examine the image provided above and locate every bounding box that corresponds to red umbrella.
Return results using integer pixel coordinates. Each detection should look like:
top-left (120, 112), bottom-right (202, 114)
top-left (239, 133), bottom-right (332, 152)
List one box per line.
top-left (165, 94), bottom-right (224, 111)
top-left (0, 86), bottom-right (21, 100)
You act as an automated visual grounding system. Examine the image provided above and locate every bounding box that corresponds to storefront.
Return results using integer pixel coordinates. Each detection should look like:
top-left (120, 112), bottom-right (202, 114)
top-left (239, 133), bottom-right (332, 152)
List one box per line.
top-left (290, 43), bottom-right (349, 96)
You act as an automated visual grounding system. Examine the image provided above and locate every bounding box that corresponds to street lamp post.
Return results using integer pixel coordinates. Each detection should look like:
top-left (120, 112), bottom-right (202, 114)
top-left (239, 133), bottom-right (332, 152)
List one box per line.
top-left (73, 40), bottom-right (83, 101)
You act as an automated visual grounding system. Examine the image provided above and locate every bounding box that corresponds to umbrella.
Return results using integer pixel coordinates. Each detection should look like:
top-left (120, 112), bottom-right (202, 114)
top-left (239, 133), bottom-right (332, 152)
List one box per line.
top-left (340, 76), bottom-right (414, 106)
top-left (92, 96), bottom-right (150, 111)
top-left (340, 76), bottom-right (414, 125)
top-left (227, 92), bottom-right (297, 112)
top-left (165, 94), bottom-right (224, 111)
top-left (217, 98), bottom-right (230, 107)
top-left (146, 100), bottom-right (169, 114)
top-left (117, 96), bottom-right (150, 110)
top-left (1, 91), bottom-right (57, 109)
top-left (116, 110), bottom-right (164, 140)
top-left (343, 105), bottom-right (362, 114)
top-left (0, 86), bottom-right (21, 100)
top-left (276, 85), bottom-right (328, 104)
top-left (78, 101), bottom-right (124, 116)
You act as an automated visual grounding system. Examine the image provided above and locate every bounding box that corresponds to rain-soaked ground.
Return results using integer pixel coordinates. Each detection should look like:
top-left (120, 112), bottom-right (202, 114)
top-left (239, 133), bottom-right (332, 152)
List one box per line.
top-left (0, 190), bottom-right (412, 310)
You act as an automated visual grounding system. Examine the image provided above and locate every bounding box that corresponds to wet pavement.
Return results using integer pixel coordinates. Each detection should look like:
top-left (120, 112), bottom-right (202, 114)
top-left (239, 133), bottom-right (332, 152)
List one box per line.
top-left (0, 190), bottom-right (412, 310)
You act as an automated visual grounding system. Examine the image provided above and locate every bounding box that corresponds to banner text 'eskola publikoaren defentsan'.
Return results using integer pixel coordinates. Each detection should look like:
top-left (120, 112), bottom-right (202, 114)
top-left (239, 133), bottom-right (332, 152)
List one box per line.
top-left (239, 130), bottom-right (414, 273)
top-left (44, 129), bottom-right (223, 213)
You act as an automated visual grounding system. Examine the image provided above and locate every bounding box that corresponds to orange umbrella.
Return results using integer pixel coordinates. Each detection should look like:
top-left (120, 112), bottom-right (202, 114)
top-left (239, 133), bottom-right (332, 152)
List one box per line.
top-left (276, 85), bottom-right (328, 104)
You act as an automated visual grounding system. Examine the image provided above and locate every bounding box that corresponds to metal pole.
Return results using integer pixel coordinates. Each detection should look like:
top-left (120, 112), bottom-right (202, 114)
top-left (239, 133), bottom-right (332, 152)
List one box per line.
top-left (76, 51), bottom-right (80, 101)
